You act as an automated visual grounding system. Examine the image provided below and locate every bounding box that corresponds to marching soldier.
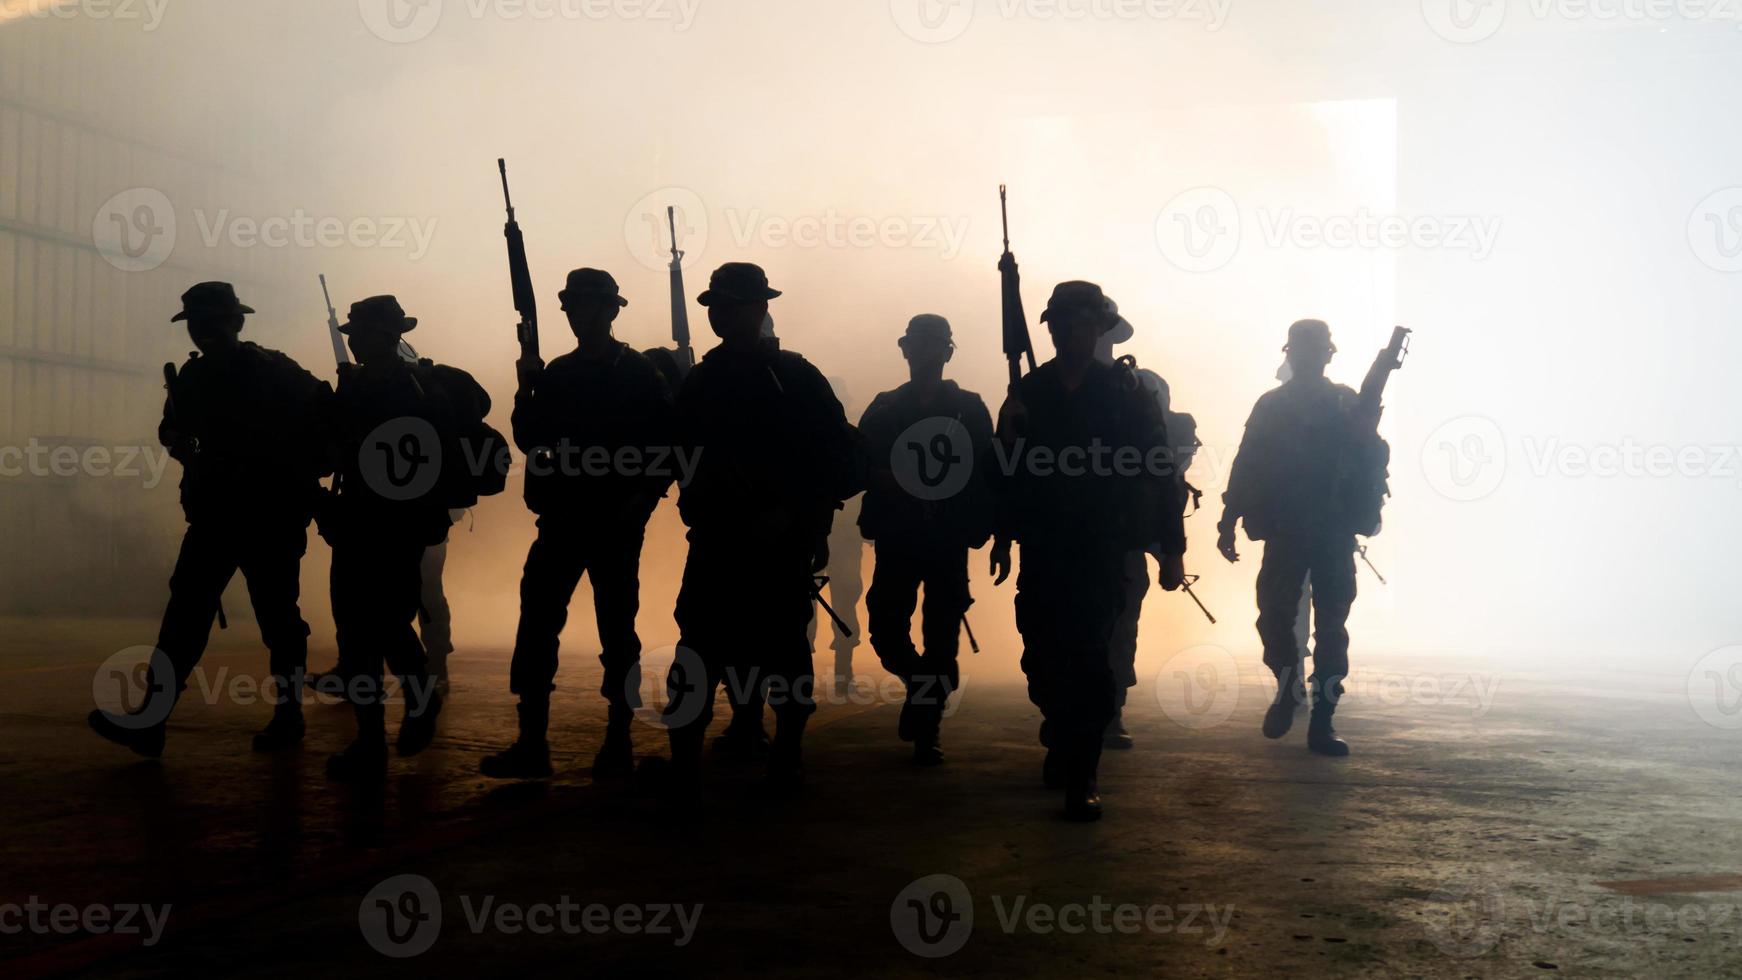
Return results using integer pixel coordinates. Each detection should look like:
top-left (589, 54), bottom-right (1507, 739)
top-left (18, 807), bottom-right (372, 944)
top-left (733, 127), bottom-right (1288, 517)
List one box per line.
top-left (322, 296), bottom-right (495, 781)
top-left (857, 314), bottom-right (994, 765)
top-left (1217, 319), bottom-right (1362, 756)
top-left (89, 282), bottom-right (332, 757)
top-left (989, 282), bottom-right (1187, 821)
top-left (662, 263), bottom-right (865, 790)
top-left (481, 269), bottom-right (677, 780)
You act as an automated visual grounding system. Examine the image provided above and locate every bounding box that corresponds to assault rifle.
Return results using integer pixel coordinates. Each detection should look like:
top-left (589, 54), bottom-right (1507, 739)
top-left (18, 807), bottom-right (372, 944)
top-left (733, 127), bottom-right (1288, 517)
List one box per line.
top-left (498, 158), bottom-right (539, 365)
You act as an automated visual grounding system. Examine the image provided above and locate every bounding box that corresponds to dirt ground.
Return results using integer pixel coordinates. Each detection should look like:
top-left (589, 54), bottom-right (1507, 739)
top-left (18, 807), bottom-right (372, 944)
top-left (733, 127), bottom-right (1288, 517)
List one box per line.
top-left (4, 620), bottom-right (1740, 977)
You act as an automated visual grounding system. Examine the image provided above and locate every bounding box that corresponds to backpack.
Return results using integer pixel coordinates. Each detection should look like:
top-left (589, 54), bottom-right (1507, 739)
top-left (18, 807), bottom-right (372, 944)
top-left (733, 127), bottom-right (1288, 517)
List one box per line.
top-left (1340, 424), bottom-right (1392, 538)
top-left (412, 361), bottom-right (510, 509)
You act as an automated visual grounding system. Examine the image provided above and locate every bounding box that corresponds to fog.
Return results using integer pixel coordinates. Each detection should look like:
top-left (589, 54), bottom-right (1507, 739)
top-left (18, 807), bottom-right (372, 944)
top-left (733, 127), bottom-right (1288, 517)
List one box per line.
top-left (3, 0), bottom-right (1740, 686)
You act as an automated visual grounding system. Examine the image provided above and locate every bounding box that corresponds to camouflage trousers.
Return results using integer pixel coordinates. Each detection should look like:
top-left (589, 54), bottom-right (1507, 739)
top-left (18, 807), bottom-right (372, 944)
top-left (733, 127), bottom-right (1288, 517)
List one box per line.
top-left (509, 515), bottom-right (647, 709)
top-left (157, 520), bottom-right (310, 702)
top-left (866, 543), bottom-right (971, 711)
top-left (1256, 534), bottom-right (1357, 693)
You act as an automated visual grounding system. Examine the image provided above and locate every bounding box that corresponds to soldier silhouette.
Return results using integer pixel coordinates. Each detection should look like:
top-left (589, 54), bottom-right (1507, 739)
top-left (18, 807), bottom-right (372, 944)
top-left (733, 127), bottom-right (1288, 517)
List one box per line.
top-left (858, 315), bottom-right (994, 765)
top-left (481, 269), bottom-right (677, 781)
top-left (321, 296), bottom-right (497, 781)
top-left (1217, 319), bottom-right (1359, 756)
top-left (660, 263), bottom-right (865, 790)
top-left (989, 282), bottom-right (1187, 821)
top-left (811, 375), bottom-right (867, 696)
top-left (89, 282), bottom-right (332, 757)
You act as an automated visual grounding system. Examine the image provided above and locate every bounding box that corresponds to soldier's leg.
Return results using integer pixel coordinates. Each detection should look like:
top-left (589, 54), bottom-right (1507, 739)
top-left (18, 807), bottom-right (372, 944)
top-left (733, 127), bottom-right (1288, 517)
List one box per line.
top-left (1255, 541), bottom-right (1312, 739)
top-left (911, 548), bottom-right (969, 764)
top-left (1016, 574), bottom-right (1069, 785)
top-left (1304, 539), bottom-right (1358, 756)
top-left (89, 524), bottom-right (236, 753)
top-left (373, 539), bottom-right (440, 756)
top-left (829, 546), bottom-right (865, 682)
top-left (765, 630), bottom-right (818, 787)
top-left (417, 537), bottom-right (453, 690)
top-left (482, 524), bottom-right (578, 777)
top-left (588, 524), bottom-right (648, 777)
top-left (669, 543), bottom-right (725, 773)
top-left (866, 546), bottom-right (924, 738)
top-left (236, 525), bottom-right (312, 750)
top-left (1105, 550), bottom-right (1150, 748)
top-left (327, 541), bottom-right (388, 780)
top-left (155, 523), bottom-right (242, 701)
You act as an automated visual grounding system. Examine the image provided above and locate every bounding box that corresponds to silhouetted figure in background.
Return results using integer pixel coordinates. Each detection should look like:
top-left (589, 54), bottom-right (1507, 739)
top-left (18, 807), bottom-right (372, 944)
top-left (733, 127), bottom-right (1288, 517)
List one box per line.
top-left (858, 315), bottom-right (993, 765)
top-left (989, 282), bottom-right (1186, 821)
top-left (1092, 304), bottom-right (1200, 751)
top-left (322, 296), bottom-right (492, 781)
top-left (811, 375), bottom-right (866, 695)
top-left (1217, 319), bottom-right (1357, 757)
top-left (662, 263), bottom-right (865, 790)
top-left (481, 269), bottom-right (677, 781)
top-left (89, 283), bottom-right (332, 757)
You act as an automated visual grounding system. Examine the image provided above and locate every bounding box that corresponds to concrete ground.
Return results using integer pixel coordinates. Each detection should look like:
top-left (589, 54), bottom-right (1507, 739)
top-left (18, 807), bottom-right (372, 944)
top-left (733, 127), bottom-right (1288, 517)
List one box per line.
top-left (4, 622), bottom-right (1742, 978)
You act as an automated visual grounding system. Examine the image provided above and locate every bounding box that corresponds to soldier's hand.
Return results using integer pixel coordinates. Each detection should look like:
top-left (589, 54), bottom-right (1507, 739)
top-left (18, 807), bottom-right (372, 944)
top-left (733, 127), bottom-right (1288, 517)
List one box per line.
top-left (1217, 526), bottom-right (1240, 564)
top-left (1158, 553), bottom-right (1186, 592)
top-left (989, 538), bottom-right (1013, 586)
top-left (811, 534), bottom-right (831, 573)
top-left (516, 353), bottom-right (545, 392)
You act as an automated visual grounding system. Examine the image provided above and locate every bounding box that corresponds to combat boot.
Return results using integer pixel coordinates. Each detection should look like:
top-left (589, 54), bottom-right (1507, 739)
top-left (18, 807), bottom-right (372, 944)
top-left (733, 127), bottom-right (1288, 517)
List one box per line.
top-left (481, 699), bottom-right (553, 779)
top-left (252, 702), bottom-right (305, 752)
top-left (767, 713), bottom-right (808, 791)
top-left (912, 705), bottom-right (945, 767)
top-left (395, 679), bottom-right (443, 757)
top-left (1306, 682), bottom-right (1350, 757)
top-left (327, 705), bottom-right (388, 782)
top-left (592, 703), bottom-right (636, 780)
top-left (1263, 666), bottom-right (1303, 740)
top-left (88, 708), bottom-right (167, 758)
top-left (713, 705), bottom-right (770, 761)
top-left (1103, 709), bottom-right (1134, 750)
top-left (1042, 746), bottom-right (1064, 789)
top-left (1062, 738), bottom-right (1105, 822)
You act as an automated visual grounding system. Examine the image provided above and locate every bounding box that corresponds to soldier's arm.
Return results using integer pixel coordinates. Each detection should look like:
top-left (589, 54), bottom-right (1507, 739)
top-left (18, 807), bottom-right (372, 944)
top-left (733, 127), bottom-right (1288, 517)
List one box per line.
top-left (509, 368), bottom-right (553, 455)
